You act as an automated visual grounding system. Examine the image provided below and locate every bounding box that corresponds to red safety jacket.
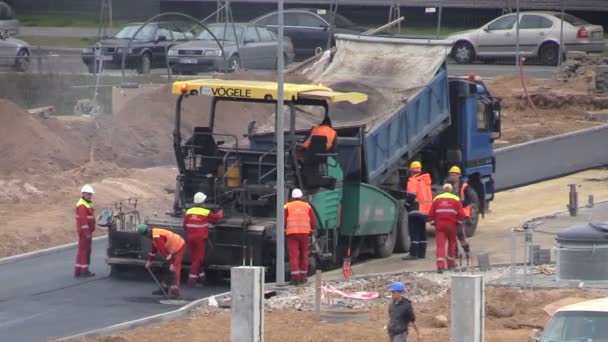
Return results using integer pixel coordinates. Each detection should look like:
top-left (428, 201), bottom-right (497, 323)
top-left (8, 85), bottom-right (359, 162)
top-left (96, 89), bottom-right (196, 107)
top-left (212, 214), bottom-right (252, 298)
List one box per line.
top-left (148, 228), bottom-right (186, 261)
top-left (428, 192), bottom-right (466, 227)
top-left (184, 206), bottom-right (224, 239)
top-left (284, 199), bottom-right (316, 235)
top-left (75, 198), bottom-right (95, 235)
top-left (406, 173), bottom-right (433, 214)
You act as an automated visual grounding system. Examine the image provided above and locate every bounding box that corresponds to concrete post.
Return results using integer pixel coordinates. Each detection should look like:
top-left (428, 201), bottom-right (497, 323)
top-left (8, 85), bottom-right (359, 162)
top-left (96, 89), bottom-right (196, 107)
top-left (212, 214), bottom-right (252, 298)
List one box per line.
top-left (231, 266), bottom-right (265, 342)
top-left (450, 275), bottom-right (484, 342)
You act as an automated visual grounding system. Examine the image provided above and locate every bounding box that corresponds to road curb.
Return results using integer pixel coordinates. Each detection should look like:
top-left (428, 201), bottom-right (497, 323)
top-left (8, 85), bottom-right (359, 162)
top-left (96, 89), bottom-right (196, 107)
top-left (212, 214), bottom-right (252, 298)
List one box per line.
top-left (0, 236), bottom-right (107, 266)
top-left (57, 289), bottom-right (232, 340)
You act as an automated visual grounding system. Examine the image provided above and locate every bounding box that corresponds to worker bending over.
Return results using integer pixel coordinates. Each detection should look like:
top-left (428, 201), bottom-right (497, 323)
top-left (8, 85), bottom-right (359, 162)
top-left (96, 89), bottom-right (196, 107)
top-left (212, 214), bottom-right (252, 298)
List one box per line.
top-left (428, 184), bottom-right (465, 273)
top-left (184, 192), bottom-right (224, 286)
top-left (284, 188), bottom-right (316, 285)
top-left (139, 224), bottom-right (186, 298)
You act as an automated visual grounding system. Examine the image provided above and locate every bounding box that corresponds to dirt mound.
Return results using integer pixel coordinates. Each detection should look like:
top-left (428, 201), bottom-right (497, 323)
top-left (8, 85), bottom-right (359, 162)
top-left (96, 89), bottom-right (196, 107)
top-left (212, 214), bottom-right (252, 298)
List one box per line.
top-left (0, 99), bottom-right (89, 177)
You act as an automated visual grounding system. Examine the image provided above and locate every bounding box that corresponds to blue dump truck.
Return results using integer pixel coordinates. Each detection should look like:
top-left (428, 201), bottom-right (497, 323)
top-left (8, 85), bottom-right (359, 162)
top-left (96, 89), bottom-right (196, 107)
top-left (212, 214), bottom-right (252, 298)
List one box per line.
top-left (104, 34), bottom-right (501, 278)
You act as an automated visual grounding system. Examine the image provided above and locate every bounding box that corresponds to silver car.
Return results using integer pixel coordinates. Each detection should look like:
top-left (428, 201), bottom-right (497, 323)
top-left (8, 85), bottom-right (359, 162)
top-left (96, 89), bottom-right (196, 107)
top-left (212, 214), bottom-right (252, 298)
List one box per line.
top-left (448, 11), bottom-right (605, 65)
top-left (167, 23), bottom-right (295, 74)
top-left (0, 2), bottom-right (18, 36)
top-left (0, 31), bottom-right (29, 72)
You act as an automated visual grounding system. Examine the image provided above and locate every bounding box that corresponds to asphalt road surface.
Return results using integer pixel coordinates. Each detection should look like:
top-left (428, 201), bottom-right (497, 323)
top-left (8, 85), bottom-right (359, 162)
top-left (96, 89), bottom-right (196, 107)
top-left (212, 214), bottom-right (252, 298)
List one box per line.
top-left (0, 238), bottom-right (228, 342)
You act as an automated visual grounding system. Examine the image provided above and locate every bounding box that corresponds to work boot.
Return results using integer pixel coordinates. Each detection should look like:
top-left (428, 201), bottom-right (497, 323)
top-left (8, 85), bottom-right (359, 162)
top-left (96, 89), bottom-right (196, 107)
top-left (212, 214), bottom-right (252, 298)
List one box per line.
top-left (289, 279), bottom-right (299, 286)
top-left (187, 277), bottom-right (197, 287)
top-left (299, 278), bottom-right (309, 286)
top-left (80, 271), bottom-right (95, 277)
top-left (437, 268), bottom-right (444, 274)
top-left (447, 266), bottom-right (456, 272)
top-left (169, 286), bottom-right (181, 299)
top-left (74, 271), bottom-right (81, 278)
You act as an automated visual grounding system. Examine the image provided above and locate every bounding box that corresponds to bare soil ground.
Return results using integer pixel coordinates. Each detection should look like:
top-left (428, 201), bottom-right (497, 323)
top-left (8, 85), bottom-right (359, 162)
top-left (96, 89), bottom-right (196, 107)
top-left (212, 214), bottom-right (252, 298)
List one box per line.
top-left (66, 288), bottom-right (608, 342)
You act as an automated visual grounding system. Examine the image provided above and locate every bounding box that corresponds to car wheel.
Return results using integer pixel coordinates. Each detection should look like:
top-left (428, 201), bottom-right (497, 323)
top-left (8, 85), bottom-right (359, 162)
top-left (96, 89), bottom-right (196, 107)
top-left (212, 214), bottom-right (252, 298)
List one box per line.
top-left (539, 43), bottom-right (559, 66)
top-left (137, 53), bottom-right (152, 74)
top-left (14, 49), bottom-right (30, 72)
top-left (453, 41), bottom-right (475, 64)
top-left (228, 54), bottom-right (240, 72)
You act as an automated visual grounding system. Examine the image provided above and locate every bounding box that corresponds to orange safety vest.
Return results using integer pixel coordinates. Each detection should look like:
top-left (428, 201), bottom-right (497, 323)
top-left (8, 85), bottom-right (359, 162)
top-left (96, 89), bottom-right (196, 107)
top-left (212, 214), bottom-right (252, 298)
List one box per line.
top-left (302, 125), bottom-right (337, 150)
top-left (460, 182), bottom-right (471, 218)
top-left (406, 173), bottom-right (433, 214)
top-left (152, 228), bottom-right (186, 254)
top-left (284, 201), bottom-right (313, 235)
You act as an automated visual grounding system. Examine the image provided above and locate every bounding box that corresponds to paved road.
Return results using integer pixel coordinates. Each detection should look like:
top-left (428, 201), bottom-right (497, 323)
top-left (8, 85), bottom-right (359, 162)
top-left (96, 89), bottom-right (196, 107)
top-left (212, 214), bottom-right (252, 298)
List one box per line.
top-left (0, 238), bottom-right (228, 342)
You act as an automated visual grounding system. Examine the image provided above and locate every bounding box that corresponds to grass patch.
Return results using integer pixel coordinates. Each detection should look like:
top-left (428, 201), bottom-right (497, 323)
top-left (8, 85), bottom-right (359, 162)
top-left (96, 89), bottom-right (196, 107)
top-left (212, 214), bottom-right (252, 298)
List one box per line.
top-left (22, 36), bottom-right (95, 48)
top-left (19, 15), bottom-right (132, 28)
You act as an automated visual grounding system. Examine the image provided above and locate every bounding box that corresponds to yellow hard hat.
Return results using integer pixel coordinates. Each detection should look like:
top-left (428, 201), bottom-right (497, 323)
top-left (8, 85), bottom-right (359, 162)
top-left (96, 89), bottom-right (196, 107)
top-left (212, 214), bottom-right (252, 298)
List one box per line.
top-left (448, 166), bottom-right (461, 174)
top-left (410, 161), bottom-right (422, 169)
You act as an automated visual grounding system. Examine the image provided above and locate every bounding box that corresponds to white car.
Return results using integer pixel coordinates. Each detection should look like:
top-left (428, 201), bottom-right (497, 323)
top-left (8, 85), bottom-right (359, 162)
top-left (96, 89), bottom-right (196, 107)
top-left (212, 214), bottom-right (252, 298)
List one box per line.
top-left (448, 11), bottom-right (604, 65)
top-left (538, 297), bottom-right (608, 341)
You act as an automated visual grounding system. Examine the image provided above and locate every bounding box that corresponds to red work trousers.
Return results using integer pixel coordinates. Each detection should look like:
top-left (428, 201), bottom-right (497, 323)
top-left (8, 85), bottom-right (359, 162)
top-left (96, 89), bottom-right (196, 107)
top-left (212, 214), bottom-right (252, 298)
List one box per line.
top-left (187, 236), bottom-right (207, 284)
top-left (161, 246), bottom-right (186, 291)
top-left (75, 231), bottom-right (93, 275)
top-left (435, 223), bottom-right (458, 270)
top-left (287, 233), bottom-right (309, 281)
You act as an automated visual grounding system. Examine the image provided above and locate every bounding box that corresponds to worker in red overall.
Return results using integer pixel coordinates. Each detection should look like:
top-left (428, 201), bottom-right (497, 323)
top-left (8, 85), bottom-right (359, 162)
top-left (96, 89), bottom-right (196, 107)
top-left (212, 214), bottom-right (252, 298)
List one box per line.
top-left (428, 183), bottom-right (466, 274)
top-left (139, 224), bottom-right (186, 298)
top-left (75, 184), bottom-right (96, 277)
top-left (284, 188), bottom-right (316, 285)
top-left (184, 192), bottom-right (224, 286)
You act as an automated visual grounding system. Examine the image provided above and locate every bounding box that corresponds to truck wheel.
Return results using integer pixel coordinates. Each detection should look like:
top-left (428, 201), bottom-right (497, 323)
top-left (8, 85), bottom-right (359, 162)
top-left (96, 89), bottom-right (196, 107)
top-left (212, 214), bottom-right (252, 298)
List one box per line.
top-left (464, 190), bottom-right (480, 237)
top-left (374, 222), bottom-right (397, 258)
top-left (394, 203), bottom-right (410, 253)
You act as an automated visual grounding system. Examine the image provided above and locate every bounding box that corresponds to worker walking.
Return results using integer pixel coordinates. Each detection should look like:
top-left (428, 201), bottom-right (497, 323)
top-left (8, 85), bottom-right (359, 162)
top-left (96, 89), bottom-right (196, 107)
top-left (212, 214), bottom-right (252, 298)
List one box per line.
top-left (75, 184), bottom-right (96, 277)
top-left (302, 116), bottom-right (337, 152)
top-left (139, 224), bottom-right (186, 298)
top-left (428, 184), bottom-right (466, 273)
top-left (184, 192), bottom-right (224, 286)
top-left (447, 166), bottom-right (473, 254)
top-left (284, 188), bottom-right (316, 285)
top-left (386, 281), bottom-right (422, 342)
top-left (402, 161), bottom-right (432, 260)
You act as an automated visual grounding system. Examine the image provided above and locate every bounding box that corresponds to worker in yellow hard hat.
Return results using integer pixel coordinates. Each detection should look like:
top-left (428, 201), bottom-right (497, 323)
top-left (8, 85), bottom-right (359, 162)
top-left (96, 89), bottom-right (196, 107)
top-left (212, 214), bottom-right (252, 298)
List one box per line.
top-left (402, 160), bottom-right (432, 261)
top-left (447, 165), bottom-right (473, 254)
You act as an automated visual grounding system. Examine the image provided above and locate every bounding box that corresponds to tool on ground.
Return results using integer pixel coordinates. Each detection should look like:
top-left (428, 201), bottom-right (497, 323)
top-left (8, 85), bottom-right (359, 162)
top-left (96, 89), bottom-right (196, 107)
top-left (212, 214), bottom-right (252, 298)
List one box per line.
top-left (146, 267), bottom-right (170, 299)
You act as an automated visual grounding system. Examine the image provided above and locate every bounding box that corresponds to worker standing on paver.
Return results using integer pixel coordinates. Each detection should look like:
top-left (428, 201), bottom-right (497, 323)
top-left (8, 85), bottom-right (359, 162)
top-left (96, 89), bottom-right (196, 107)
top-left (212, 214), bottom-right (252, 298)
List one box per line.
top-left (446, 166), bottom-right (472, 254)
top-left (302, 116), bottom-right (337, 152)
top-left (284, 188), bottom-right (316, 285)
top-left (184, 192), bottom-right (224, 286)
top-left (386, 281), bottom-right (422, 342)
top-left (428, 184), bottom-right (465, 273)
top-left (139, 224), bottom-right (186, 298)
top-left (74, 184), bottom-right (96, 278)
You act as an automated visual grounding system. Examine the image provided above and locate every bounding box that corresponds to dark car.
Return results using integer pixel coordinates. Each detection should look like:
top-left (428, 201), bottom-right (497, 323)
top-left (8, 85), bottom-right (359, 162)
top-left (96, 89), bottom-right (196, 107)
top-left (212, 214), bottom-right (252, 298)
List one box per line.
top-left (168, 23), bottom-right (295, 74)
top-left (81, 21), bottom-right (193, 74)
top-left (251, 8), bottom-right (364, 59)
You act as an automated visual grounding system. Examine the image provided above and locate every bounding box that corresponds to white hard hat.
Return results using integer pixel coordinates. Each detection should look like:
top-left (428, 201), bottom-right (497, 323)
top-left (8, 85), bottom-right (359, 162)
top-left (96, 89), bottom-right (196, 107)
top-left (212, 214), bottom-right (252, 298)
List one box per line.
top-left (291, 188), bottom-right (303, 199)
top-left (193, 192), bottom-right (207, 204)
top-left (442, 183), bottom-right (453, 192)
top-left (81, 184), bottom-right (95, 194)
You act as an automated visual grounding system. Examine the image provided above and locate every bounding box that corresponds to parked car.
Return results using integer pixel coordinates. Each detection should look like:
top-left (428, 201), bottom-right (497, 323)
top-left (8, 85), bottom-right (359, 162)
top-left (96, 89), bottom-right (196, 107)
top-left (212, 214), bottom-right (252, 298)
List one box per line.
top-left (168, 23), bottom-right (295, 74)
top-left (448, 11), bottom-right (605, 65)
top-left (81, 21), bottom-right (193, 74)
top-left (251, 8), bottom-right (364, 59)
top-left (0, 2), bottom-right (18, 36)
top-left (537, 297), bottom-right (608, 341)
top-left (0, 30), bottom-right (29, 72)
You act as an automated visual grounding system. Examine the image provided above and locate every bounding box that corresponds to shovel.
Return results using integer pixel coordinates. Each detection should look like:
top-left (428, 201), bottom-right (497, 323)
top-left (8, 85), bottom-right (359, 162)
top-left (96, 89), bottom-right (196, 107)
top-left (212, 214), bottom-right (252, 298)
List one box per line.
top-left (146, 267), bottom-right (170, 299)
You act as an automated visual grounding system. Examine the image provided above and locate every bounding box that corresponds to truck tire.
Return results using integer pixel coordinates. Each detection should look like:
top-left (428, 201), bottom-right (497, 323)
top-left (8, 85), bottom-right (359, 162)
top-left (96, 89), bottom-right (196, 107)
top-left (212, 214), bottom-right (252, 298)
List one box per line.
top-left (394, 203), bottom-right (410, 253)
top-left (373, 221), bottom-right (397, 258)
top-left (464, 190), bottom-right (480, 237)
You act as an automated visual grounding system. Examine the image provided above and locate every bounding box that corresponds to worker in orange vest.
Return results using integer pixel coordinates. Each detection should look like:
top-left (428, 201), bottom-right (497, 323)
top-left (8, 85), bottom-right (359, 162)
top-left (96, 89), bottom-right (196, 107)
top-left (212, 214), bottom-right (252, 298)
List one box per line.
top-left (302, 116), bottom-right (337, 151)
top-left (402, 161), bottom-right (432, 260)
top-left (75, 184), bottom-right (96, 278)
top-left (447, 166), bottom-right (473, 251)
top-left (139, 224), bottom-right (186, 298)
top-left (184, 192), bottom-right (224, 286)
top-left (284, 188), bottom-right (316, 285)
top-left (428, 184), bottom-right (466, 273)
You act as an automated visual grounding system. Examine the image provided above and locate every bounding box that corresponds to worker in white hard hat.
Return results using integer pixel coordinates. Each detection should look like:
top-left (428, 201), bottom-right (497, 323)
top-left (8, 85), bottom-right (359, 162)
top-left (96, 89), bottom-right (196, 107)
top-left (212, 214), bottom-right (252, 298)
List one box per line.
top-left (74, 184), bottom-right (96, 277)
top-left (184, 192), bottom-right (224, 286)
top-left (284, 188), bottom-right (316, 285)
